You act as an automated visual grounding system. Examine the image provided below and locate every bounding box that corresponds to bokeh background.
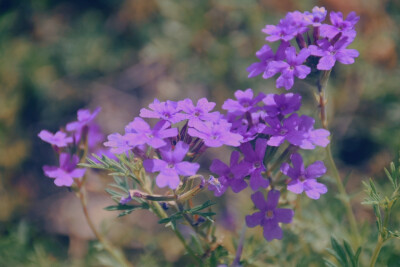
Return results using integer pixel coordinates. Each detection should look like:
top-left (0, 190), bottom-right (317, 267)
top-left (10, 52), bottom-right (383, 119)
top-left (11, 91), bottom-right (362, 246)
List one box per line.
top-left (1, 0), bottom-right (400, 266)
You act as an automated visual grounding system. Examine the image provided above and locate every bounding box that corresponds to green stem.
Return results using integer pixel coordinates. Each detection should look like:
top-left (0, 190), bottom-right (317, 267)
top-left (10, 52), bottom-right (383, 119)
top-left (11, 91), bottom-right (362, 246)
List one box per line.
top-left (369, 235), bottom-right (384, 267)
top-left (146, 191), bottom-right (203, 265)
top-left (77, 188), bottom-right (133, 267)
top-left (326, 144), bottom-right (361, 246)
top-left (316, 70), bottom-right (361, 246)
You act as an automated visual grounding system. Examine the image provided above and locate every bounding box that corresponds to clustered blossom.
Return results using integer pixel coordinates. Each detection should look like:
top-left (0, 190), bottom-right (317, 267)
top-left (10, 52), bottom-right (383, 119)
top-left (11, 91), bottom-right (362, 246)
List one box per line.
top-left (39, 107), bottom-right (105, 187)
top-left (38, 6), bottom-right (352, 244)
top-left (248, 6), bottom-right (359, 89)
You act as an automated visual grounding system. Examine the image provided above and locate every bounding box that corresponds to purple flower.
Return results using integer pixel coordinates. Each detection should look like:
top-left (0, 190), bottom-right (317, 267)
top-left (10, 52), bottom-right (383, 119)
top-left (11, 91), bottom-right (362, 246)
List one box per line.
top-left (124, 117), bottom-right (178, 149)
top-left (319, 11), bottom-right (359, 39)
top-left (222, 89), bottom-right (266, 117)
top-left (263, 93), bottom-right (302, 117)
top-left (262, 11), bottom-right (310, 42)
top-left (209, 150), bottom-right (248, 196)
top-left (266, 47), bottom-right (311, 90)
top-left (178, 98), bottom-right (221, 128)
top-left (66, 107), bottom-right (101, 132)
top-left (304, 6), bottom-right (327, 27)
top-left (143, 141), bottom-right (199, 189)
top-left (245, 190), bottom-right (294, 241)
top-left (104, 133), bottom-right (133, 154)
top-left (234, 139), bottom-right (269, 191)
top-left (281, 153), bottom-right (327, 199)
top-left (309, 38), bottom-right (359, 70)
top-left (87, 123), bottom-right (105, 149)
top-left (247, 45), bottom-right (275, 78)
top-left (296, 115), bottom-right (330, 149)
top-left (38, 130), bottom-right (72, 147)
top-left (188, 119), bottom-right (243, 147)
top-left (263, 114), bottom-right (303, 147)
top-left (247, 41), bottom-right (290, 80)
top-left (43, 153), bottom-right (86, 187)
top-left (140, 99), bottom-right (185, 124)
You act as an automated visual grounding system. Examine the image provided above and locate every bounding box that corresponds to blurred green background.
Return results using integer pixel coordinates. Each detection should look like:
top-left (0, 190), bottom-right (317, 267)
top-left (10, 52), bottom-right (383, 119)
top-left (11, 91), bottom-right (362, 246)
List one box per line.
top-left (1, 0), bottom-right (400, 266)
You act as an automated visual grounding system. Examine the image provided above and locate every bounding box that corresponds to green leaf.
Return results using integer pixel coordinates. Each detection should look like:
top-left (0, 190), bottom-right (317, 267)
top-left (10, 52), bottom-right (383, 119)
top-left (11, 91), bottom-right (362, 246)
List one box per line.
top-left (324, 259), bottom-right (338, 267)
top-left (330, 237), bottom-right (348, 266)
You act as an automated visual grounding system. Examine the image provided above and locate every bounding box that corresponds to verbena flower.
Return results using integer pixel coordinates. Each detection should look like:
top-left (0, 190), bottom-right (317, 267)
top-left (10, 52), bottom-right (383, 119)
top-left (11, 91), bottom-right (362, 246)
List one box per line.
top-left (143, 141), bottom-right (199, 189)
top-left (43, 153), bottom-right (86, 187)
top-left (104, 133), bottom-right (133, 154)
top-left (66, 107), bottom-right (101, 132)
top-left (266, 47), bottom-right (311, 90)
top-left (281, 153), bottom-right (327, 199)
top-left (309, 38), bottom-right (359, 70)
top-left (124, 117), bottom-right (178, 149)
top-left (304, 6), bottom-right (327, 27)
top-left (188, 119), bottom-right (243, 147)
top-left (140, 99), bottom-right (185, 124)
top-left (263, 93), bottom-right (302, 117)
top-left (319, 11), bottom-right (359, 39)
top-left (178, 98), bottom-right (221, 128)
top-left (222, 88), bottom-right (266, 117)
top-left (209, 150), bottom-right (248, 196)
top-left (296, 115), bottom-right (330, 149)
top-left (246, 190), bottom-right (294, 241)
top-left (234, 138), bottom-right (269, 191)
top-left (38, 130), bottom-right (72, 147)
top-left (263, 114), bottom-right (302, 147)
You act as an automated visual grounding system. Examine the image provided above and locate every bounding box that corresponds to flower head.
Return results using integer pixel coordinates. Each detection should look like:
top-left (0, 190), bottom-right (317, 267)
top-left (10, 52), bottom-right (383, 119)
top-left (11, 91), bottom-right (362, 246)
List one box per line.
top-left (246, 190), bottom-right (294, 241)
top-left (209, 150), bottom-right (248, 196)
top-left (263, 93), bottom-right (302, 117)
top-left (309, 38), bottom-right (359, 70)
top-left (140, 99), bottom-right (185, 124)
top-left (124, 117), bottom-right (178, 149)
top-left (266, 47), bottom-right (311, 90)
top-left (234, 139), bottom-right (269, 191)
top-left (43, 153), bottom-right (86, 187)
top-left (143, 141), bottom-right (200, 189)
top-left (188, 119), bottom-right (243, 147)
top-left (281, 153), bottom-right (327, 199)
top-left (178, 98), bottom-right (221, 128)
top-left (38, 130), bottom-right (73, 147)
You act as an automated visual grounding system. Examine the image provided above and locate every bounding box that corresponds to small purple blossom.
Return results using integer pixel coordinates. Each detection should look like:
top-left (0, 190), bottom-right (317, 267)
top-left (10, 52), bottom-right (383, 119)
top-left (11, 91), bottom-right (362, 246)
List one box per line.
top-left (104, 133), bottom-right (133, 154)
top-left (178, 98), bottom-right (221, 128)
top-left (281, 153), bottom-right (327, 199)
top-left (263, 114), bottom-right (302, 147)
top-left (304, 6), bottom-right (327, 27)
top-left (124, 117), bottom-right (178, 149)
top-left (319, 11), bottom-right (359, 39)
top-left (66, 107), bottom-right (101, 132)
top-left (247, 45), bottom-right (275, 78)
top-left (246, 190), bottom-right (294, 241)
top-left (143, 141), bottom-right (199, 189)
top-left (38, 130), bottom-right (73, 147)
top-left (209, 150), bottom-right (248, 196)
top-left (222, 89), bottom-right (266, 117)
top-left (266, 47), bottom-right (311, 90)
top-left (234, 139), bottom-right (269, 191)
top-left (43, 153), bottom-right (86, 187)
top-left (263, 93), bottom-right (302, 117)
top-left (140, 99), bottom-right (185, 124)
top-left (188, 120), bottom-right (243, 147)
top-left (296, 115), bottom-right (330, 149)
top-left (309, 38), bottom-right (359, 70)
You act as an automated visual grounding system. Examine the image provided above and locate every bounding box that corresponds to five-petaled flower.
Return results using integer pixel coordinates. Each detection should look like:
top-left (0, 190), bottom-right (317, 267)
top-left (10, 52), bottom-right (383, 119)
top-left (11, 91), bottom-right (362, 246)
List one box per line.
top-left (281, 153), bottom-right (327, 199)
top-left (143, 141), bottom-right (200, 189)
top-left (246, 190), bottom-right (294, 241)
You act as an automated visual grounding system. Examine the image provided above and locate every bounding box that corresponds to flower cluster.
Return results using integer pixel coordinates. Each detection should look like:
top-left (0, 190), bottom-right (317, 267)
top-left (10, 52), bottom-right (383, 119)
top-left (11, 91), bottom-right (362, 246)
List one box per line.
top-left (39, 108), bottom-right (105, 186)
top-left (248, 6), bottom-right (359, 89)
top-left (38, 6), bottom-right (357, 245)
